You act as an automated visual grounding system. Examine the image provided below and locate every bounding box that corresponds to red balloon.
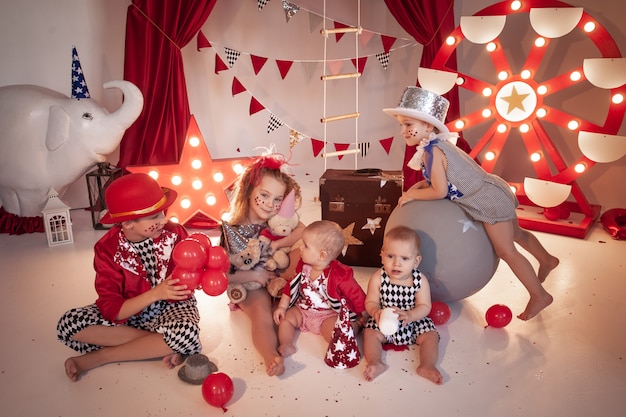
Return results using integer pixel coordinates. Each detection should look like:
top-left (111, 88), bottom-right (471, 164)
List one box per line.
top-left (189, 232), bottom-right (213, 254)
top-left (485, 304), bottom-right (513, 328)
top-left (201, 269), bottom-right (229, 296)
top-left (202, 372), bottom-right (234, 411)
top-left (206, 246), bottom-right (230, 272)
top-left (172, 266), bottom-right (202, 292)
top-left (559, 204), bottom-right (571, 219)
top-left (428, 301), bottom-right (451, 325)
top-left (172, 239), bottom-right (207, 271)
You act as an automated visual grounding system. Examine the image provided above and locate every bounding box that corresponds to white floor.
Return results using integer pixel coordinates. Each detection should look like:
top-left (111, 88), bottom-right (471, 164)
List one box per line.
top-left (1, 178), bottom-right (625, 417)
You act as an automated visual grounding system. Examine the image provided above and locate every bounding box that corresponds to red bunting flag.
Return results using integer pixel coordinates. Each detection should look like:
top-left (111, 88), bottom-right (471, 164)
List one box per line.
top-left (310, 138), bottom-right (325, 157)
top-left (381, 35), bottom-right (397, 54)
top-left (351, 57), bottom-right (368, 75)
top-left (276, 60), bottom-right (294, 79)
top-left (215, 54), bottom-right (229, 74)
top-left (379, 137), bottom-right (394, 154)
top-left (333, 21), bottom-right (350, 42)
top-left (231, 77), bottom-right (246, 96)
top-left (249, 96), bottom-right (265, 115)
top-left (197, 30), bottom-right (211, 51)
top-left (333, 143), bottom-right (350, 160)
top-left (250, 55), bottom-right (268, 75)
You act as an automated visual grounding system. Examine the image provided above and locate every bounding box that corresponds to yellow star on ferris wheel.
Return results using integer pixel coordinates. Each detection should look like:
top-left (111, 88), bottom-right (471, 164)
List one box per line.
top-left (127, 115), bottom-right (249, 226)
top-left (501, 85), bottom-right (530, 114)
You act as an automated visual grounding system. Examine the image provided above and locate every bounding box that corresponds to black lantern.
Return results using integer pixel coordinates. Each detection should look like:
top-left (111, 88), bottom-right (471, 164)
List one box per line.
top-left (86, 162), bottom-right (123, 229)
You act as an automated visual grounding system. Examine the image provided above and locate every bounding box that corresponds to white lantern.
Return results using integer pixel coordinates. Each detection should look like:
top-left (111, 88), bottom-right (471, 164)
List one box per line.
top-left (41, 187), bottom-right (74, 246)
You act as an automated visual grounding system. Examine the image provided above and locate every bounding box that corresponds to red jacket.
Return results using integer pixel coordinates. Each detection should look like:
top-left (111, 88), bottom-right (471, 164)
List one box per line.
top-left (94, 222), bottom-right (188, 323)
top-left (282, 259), bottom-right (366, 320)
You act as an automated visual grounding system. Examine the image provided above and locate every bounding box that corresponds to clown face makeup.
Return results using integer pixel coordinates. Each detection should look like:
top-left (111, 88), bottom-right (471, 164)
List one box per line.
top-left (122, 211), bottom-right (168, 242)
top-left (248, 174), bottom-right (287, 224)
top-left (397, 116), bottom-right (434, 147)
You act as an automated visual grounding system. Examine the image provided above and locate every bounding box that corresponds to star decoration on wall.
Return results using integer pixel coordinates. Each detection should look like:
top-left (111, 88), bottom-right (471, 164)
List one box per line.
top-left (127, 115), bottom-right (249, 226)
top-left (361, 217), bottom-right (382, 235)
top-left (341, 222), bottom-right (363, 256)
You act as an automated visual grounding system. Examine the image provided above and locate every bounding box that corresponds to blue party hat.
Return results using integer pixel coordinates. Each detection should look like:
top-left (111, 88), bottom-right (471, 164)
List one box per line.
top-left (71, 46), bottom-right (90, 99)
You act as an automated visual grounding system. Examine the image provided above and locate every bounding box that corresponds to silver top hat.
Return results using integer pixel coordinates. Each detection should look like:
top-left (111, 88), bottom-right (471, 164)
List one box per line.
top-left (177, 354), bottom-right (218, 385)
top-left (383, 87), bottom-right (450, 134)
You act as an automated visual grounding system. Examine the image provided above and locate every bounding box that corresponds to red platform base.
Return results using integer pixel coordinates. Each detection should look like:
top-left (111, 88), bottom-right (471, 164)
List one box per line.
top-left (516, 200), bottom-right (601, 239)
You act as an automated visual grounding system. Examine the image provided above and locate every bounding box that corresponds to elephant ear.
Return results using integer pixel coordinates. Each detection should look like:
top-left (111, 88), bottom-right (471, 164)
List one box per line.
top-left (46, 104), bottom-right (71, 151)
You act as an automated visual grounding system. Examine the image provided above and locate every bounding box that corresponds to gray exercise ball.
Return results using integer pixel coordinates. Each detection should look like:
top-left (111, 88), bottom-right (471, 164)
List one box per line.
top-left (385, 199), bottom-right (499, 302)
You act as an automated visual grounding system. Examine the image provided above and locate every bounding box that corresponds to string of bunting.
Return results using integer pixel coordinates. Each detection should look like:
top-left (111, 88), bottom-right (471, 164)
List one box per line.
top-left (196, 1), bottom-right (412, 159)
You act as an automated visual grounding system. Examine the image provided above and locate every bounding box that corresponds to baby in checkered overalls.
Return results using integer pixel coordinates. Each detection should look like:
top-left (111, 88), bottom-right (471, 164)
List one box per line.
top-left (57, 173), bottom-right (201, 382)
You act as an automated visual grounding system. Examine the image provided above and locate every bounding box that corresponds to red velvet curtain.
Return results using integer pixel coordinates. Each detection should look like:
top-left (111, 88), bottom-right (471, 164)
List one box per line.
top-left (384, 0), bottom-right (471, 190)
top-left (118, 0), bottom-right (217, 168)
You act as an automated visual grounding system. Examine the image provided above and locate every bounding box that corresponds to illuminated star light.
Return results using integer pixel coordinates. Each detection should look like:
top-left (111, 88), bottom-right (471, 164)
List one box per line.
top-left (127, 115), bottom-right (249, 226)
top-left (361, 217), bottom-right (382, 235)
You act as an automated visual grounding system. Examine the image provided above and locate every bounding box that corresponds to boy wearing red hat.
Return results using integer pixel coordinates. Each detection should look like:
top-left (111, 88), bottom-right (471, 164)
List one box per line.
top-left (57, 173), bottom-right (201, 382)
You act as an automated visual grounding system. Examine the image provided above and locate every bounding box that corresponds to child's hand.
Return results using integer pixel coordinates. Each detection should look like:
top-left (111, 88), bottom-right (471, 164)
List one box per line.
top-left (273, 306), bottom-right (286, 325)
top-left (155, 277), bottom-right (192, 301)
top-left (394, 308), bottom-right (411, 328)
top-left (398, 193), bottom-right (414, 207)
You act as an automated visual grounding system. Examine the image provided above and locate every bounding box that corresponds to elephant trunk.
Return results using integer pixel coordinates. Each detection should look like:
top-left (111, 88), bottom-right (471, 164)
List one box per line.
top-left (103, 80), bottom-right (144, 130)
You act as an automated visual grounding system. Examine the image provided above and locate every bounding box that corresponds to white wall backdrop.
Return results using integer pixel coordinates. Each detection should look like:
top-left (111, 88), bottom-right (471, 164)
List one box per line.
top-left (1, 0), bottom-right (625, 212)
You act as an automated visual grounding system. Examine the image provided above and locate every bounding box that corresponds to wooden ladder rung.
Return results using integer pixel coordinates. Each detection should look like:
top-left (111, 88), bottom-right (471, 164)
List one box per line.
top-left (321, 112), bottom-right (360, 123)
top-left (322, 148), bottom-right (360, 158)
top-left (321, 26), bottom-right (361, 36)
top-left (321, 72), bottom-right (361, 81)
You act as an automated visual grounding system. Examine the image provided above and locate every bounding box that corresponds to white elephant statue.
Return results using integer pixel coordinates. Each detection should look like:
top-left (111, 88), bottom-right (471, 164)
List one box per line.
top-left (0, 80), bottom-right (143, 217)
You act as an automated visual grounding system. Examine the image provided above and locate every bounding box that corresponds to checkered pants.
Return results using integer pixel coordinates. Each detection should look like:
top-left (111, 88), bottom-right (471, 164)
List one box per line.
top-left (57, 298), bottom-right (201, 355)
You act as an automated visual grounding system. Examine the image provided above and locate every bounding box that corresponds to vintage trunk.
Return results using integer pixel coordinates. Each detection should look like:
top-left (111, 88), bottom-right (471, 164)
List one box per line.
top-left (319, 169), bottom-right (403, 267)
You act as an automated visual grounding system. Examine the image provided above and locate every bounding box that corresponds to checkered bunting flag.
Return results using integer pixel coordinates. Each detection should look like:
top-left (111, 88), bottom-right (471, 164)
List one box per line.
top-left (376, 52), bottom-right (390, 71)
top-left (224, 47), bottom-right (241, 68)
top-left (267, 113), bottom-right (284, 134)
top-left (257, 0), bottom-right (270, 10)
top-left (358, 142), bottom-right (370, 158)
top-left (71, 46), bottom-right (90, 99)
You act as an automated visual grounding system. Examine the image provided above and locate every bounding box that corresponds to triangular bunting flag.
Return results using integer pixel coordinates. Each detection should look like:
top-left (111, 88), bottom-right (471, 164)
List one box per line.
top-left (197, 30), bottom-right (211, 51)
top-left (358, 142), bottom-right (371, 158)
top-left (215, 54), bottom-right (229, 74)
top-left (379, 137), bottom-right (394, 154)
top-left (311, 138), bottom-right (325, 157)
top-left (376, 52), bottom-right (390, 71)
top-left (283, 1), bottom-right (300, 23)
top-left (334, 143), bottom-right (351, 160)
top-left (257, 0), bottom-right (270, 10)
top-left (381, 35), bottom-right (397, 54)
top-left (267, 114), bottom-right (284, 133)
top-left (327, 60), bottom-right (343, 76)
top-left (351, 56), bottom-right (368, 75)
top-left (249, 96), bottom-right (265, 115)
top-left (290, 129), bottom-right (305, 149)
top-left (232, 77), bottom-right (246, 96)
top-left (308, 11), bottom-right (323, 33)
top-left (251, 55), bottom-right (268, 75)
top-left (301, 61), bottom-right (319, 82)
top-left (224, 47), bottom-right (241, 68)
top-left (333, 22), bottom-right (350, 42)
top-left (276, 60), bottom-right (294, 79)
top-left (359, 30), bottom-right (374, 48)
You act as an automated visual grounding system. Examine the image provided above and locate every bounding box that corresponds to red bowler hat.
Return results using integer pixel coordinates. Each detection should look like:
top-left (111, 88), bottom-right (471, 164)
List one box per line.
top-left (100, 173), bottom-right (177, 224)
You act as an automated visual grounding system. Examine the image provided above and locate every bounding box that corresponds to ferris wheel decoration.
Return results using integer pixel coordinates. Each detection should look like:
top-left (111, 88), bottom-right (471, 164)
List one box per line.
top-left (420, 0), bottom-right (626, 238)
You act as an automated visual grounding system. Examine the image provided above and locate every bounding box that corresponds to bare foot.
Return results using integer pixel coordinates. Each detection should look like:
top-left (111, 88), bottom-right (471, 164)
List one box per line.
top-left (538, 256), bottom-right (559, 283)
top-left (266, 355), bottom-right (285, 377)
top-left (417, 364), bottom-right (443, 385)
top-left (162, 353), bottom-right (186, 369)
top-left (363, 362), bottom-right (388, 381)
top-left (518, 292), bottom-right (554, 320)
top-left (278, 344), bottom-right (297, 358)
top-left (64, 357), bottom-right (82, 382)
